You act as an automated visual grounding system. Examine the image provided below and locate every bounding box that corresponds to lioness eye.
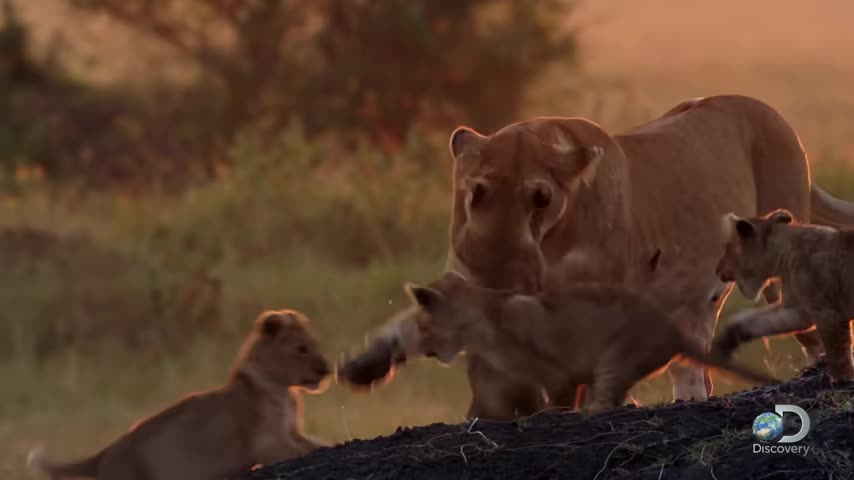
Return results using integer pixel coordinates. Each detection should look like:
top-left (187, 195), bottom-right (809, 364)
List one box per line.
top-left (532, 187), bottom-right (551, 209)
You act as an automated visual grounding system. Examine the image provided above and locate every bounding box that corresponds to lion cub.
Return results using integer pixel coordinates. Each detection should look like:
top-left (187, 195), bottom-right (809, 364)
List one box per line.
top-left (342, 272), bottom-right (777, 414)
top-left (29, 310), bottom-right (331, 480)
top-left (713, 209), bottom-right (854, 382)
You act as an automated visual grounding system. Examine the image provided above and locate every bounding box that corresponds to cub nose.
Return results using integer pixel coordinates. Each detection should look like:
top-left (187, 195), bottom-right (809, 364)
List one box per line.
top-left (314, 360), bottom-right (331, 377)
top-left (715, 265), bottom-right (734, 283)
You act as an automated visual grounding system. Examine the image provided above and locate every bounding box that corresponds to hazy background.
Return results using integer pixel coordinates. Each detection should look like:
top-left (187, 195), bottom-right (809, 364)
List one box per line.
top-left (3, 1), bottom-right (854, 477)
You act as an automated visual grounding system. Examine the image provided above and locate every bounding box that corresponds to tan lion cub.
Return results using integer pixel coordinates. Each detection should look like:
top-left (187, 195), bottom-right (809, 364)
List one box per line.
top-left (29, 310), bottom-right (331, 480)
top-left (345, 272), bottom-right (777, 414)
top-left (713, 209), bottom-right (854, 382)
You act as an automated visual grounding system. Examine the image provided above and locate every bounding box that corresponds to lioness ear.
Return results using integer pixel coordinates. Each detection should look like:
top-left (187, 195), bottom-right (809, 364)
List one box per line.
top-left (449, 126), bottom-right (485, 158)
top-left (404, 282), bottom-right (445, 312)
top-left (766, 209), bottom-right (794, 225)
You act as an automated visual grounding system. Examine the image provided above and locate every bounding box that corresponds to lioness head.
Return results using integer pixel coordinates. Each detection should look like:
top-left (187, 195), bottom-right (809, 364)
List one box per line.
top-left (716, 209), bottom-right (794, 301)
top-left (403, 271), bottom-right (480, 365)
top-left (238, 310), bottom-right (331, 393)
top-left (448, 122), bottom-right (606, 292)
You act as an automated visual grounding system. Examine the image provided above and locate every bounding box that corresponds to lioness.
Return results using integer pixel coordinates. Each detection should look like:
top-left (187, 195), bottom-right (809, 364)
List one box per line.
top-left (29, 310), bottom-right (331, 480)
top-left (712, 209), bottom-right (854, 382)
top-left (388, 95), bottom-right (854, 418)
top-left (347, 272), bottom-right (777, 414)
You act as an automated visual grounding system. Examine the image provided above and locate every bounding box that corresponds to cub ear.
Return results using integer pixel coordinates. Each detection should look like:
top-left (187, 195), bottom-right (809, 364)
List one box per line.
top-left (449, 126), bottom-right (485, 158)
top-left (766, 209), bottom-right (794, 225)
top-left (256, 310), bottom-right (302, 337)
top-left (721, 212), bottom-right (753, 239)
top-left (443, 271), bottom-right (467, 283)
top-left (404, 282), bottom-right (445, 312)
top-left (257, 312), bottom-right (286, 337)
top-left (735, 220), bottom-right (754, 238)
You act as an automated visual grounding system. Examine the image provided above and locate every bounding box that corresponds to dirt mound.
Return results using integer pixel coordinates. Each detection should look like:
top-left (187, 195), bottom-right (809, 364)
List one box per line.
top-left (244, 363), bottom-right (853, 480)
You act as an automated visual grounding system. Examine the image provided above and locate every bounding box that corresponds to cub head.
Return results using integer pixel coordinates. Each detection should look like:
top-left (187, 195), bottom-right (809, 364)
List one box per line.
top-left (716, 209), bottom-right (794, 301)
top-left (238, 310), bottom-right (331, 393)
top-left (448, 121), bottom-right (606, 292)
top-left (404, 271), bottom-right (481, 365)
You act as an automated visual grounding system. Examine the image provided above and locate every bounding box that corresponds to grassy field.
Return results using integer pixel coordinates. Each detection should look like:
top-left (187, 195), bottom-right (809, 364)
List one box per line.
top-left (6, 2), bottom-right (854, 478)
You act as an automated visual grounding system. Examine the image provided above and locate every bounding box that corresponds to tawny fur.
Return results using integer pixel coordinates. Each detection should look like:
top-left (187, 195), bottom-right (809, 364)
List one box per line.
top-left (344, 273), bottom-right (777, 415)
top-left (28, 310), bottom-right (331, 480)
top-left (438, 94), bottom-right (853, 418)
top-left (338, 95), bottom-right (853, 418)
top-left (713, 209), bottom-right (854, 382)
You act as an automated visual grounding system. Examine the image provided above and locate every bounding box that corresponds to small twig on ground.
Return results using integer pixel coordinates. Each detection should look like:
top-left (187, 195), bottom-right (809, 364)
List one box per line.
top-left (593, 432), bottom-right (651, 480)
top-left (466, 417), bottom-right (500, 448)
top-left (658, 464), bottom-right (665, 480)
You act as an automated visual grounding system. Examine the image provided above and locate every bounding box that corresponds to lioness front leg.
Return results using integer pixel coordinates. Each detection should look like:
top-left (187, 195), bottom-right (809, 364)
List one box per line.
top-left (668, 305), bottom-right (716, 401)
top-left (466, 354), bottom-right (543, 419)
top-left (712, 305), bottom-right (811, 358)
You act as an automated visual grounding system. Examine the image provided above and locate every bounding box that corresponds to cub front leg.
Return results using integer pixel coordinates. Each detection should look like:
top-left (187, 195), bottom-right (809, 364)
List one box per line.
top-left (586, 366), bottom-right (633, 415)
top-left (812, 312), bottom-right (854, 382)
top-left (762, 281), bottom-right (824, 362)
top-left (465, 354), bottom-right (543, 419)
top-left (713, 304), bottom-right (811, 358)
top-left (292, 432), bottom-right (328, 456)
top-left (548, 382), bottom-right (583, 410)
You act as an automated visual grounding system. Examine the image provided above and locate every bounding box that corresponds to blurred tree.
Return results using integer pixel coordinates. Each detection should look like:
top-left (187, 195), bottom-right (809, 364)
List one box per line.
top-left (69, 0), bottom-right (578, 150)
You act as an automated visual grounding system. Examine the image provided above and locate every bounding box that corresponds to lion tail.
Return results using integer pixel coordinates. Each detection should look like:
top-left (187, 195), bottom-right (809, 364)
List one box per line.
top-left (27, 445), bottom-right (102, 479)
top-left (811, 185), bottom-right (854, 229)
top-left (678, 348), bottom-right (780, 386)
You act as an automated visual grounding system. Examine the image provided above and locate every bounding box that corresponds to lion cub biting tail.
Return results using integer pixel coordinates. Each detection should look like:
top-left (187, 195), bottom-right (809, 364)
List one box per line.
top-left (29, 310), bottom-right (331, 480)
top-left (713, 209), bottom-right (854, 382)
top-left (342, 272), bottom-right (777, 414)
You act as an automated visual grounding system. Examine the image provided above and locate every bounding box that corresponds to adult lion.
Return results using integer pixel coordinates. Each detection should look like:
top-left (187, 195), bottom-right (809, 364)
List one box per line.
top-left (441, 95), bottom-right (854, 419)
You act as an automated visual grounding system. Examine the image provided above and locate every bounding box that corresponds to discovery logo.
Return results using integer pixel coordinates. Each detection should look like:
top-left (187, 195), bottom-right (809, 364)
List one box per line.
top-left (752, 405), bottom-right (812, 456)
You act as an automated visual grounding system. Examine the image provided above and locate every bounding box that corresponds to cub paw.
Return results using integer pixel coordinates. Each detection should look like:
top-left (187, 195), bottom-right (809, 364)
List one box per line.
top-left (338, 338), bottom-right (403, 391)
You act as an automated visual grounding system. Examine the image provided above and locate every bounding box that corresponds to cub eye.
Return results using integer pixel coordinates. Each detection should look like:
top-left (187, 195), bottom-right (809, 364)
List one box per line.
top-left (469, 182), bottom-right (486, 208)
top-left (532, 186), bottom-right (551, 209)
top-left (297, 345), bottom-right (309, 355)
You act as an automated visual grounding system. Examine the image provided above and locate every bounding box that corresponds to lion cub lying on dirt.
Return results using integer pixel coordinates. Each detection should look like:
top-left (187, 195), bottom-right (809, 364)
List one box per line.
top-left (713, 209), bottom-right (854, 383)
top-left (341, 272), bottom-right (777, 413)
top-left (29, 310), bottom-right (331, 480)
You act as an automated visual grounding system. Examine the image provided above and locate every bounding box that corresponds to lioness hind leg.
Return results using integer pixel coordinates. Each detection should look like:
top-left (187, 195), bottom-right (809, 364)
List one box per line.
top-left (465, 354), bottom-right (543, 419)
top-left (814, 317), bottom-right (854, 383)
top-left (762, 281), bottom-right (824, 362)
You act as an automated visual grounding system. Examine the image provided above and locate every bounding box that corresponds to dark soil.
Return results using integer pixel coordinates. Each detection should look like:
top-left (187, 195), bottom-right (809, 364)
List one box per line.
top-left (245, 363), bottom-right (854, 480)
